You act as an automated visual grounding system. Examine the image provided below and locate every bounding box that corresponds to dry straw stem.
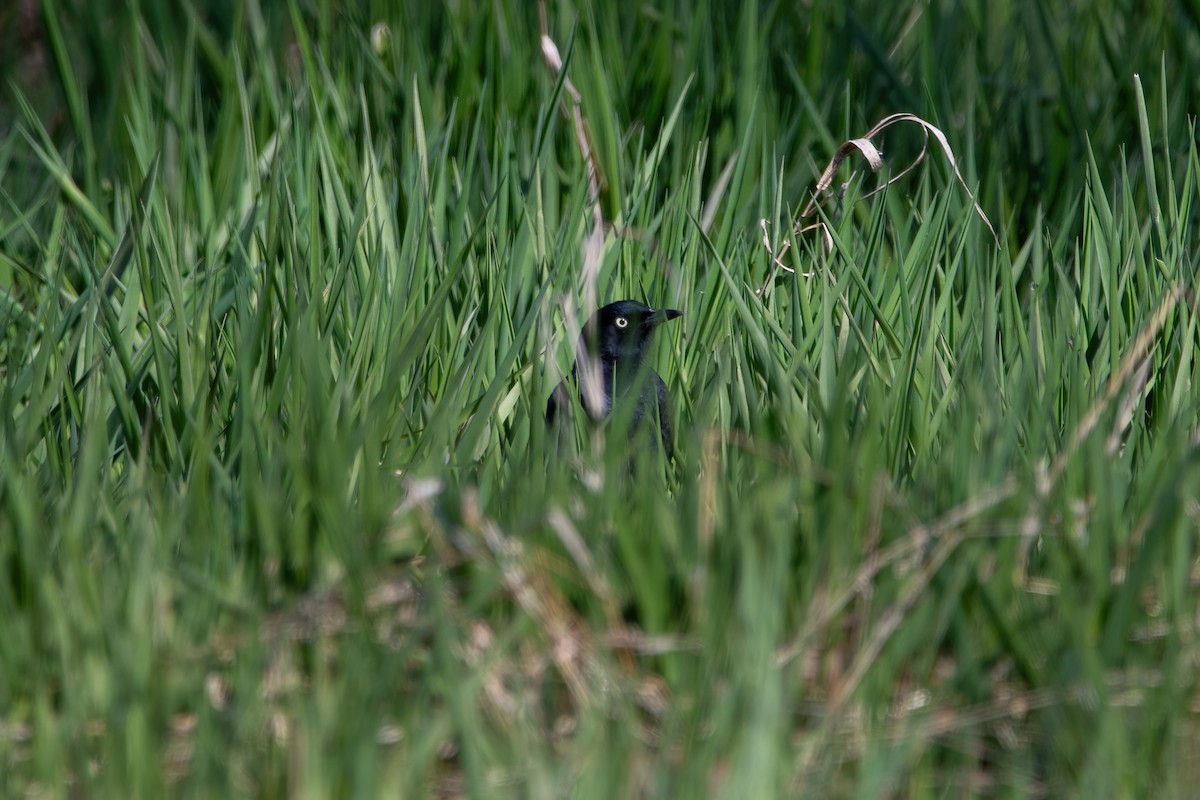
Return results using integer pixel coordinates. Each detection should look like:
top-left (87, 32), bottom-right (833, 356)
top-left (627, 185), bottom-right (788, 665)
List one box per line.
top-left (775, 475), bottom-right (1019, 667)
top-left (785, 667), bottom-right (1184, 795)
top-left (538, 0), bottom-right (605, 311)
top-left (536, 8), bottom-right (603, 227)
top-left (883, 667), bottom-right (1177, 747)
top-left (1015, 283), bottom-right (1196, 591)
top-left (461, 486), bottom-right (597, 711)
top-left (781, 286), bottom-right (1192, 707)
top-left (460, 490), bottom-right (683, 725)
top-left (545, 506), bottom-right (690, 662)
top-left (538, 0), bottom-right (609, 410)
top-left (787, 476), bottom-right (1019, 785)
top-left (1047, 283), bottom-right (1192, 485)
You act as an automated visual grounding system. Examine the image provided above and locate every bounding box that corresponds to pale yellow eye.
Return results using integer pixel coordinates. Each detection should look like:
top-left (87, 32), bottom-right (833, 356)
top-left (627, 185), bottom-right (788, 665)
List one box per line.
top-left (615, 317), bottom-right (629, 329)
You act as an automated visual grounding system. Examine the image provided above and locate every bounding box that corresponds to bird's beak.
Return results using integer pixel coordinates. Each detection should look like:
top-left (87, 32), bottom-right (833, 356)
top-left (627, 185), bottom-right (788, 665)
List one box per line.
top-left (646, 308), bottom-right (682, 327)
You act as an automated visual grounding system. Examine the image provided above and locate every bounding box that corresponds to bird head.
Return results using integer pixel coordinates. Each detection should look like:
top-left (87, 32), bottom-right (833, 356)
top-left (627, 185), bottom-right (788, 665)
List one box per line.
top-left (579, 300), bottom-right (682, 364)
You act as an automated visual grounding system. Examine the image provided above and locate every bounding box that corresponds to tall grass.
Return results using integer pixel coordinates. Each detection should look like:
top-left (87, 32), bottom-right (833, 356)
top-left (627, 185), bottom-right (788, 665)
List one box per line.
top-left (2, 0), bottom-right (1200, 796)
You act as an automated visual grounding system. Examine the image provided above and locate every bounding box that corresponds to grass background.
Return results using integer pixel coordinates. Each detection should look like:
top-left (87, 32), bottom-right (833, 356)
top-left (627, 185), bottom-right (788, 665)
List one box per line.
top-left (3, 0), bottom-right (1200, 796)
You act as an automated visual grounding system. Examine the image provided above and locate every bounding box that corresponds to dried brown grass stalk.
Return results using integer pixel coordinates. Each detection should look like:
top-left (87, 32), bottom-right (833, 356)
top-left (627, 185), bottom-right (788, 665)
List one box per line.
top-left (539, 0), bottom-right (605, 316)
top-left (1016, 283), bottom-right (1197, 590)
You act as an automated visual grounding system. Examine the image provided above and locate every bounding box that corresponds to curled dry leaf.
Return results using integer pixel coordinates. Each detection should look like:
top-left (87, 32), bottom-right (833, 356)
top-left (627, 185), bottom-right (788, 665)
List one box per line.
top-left (758, 112), bottom-right (999, 297)
top-left (803, 112), bottom-right (999, 245)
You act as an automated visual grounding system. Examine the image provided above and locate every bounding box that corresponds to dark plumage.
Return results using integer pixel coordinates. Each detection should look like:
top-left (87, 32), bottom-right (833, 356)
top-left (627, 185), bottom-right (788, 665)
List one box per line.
top-left (546, 300), bottom-right (682, 458)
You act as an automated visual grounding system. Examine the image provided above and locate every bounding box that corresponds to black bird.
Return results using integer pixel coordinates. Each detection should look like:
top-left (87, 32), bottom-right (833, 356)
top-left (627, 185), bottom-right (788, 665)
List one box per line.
top-left (546, 300), bottom-right (682, 458)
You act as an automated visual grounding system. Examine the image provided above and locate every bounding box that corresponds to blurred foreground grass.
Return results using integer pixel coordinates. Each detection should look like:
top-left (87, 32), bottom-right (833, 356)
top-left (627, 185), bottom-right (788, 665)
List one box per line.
top-left (3, 1), bottom-right (1200, 796)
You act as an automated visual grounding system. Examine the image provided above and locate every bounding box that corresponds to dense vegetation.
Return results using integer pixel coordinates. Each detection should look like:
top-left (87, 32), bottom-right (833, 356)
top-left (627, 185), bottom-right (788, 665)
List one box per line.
top-left (3, 1), bottom-right (1200, 795)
